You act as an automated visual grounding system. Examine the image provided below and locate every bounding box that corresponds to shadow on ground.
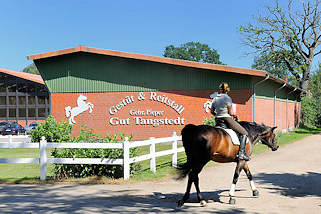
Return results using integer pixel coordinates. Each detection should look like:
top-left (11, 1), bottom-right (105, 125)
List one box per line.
top-left (255, 172), bottom-right (321, 197)
top-left (0, 185), bottom-right (250, 213)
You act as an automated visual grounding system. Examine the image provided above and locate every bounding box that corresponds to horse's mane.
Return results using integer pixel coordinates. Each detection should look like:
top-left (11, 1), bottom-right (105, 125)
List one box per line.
top-left (239, 121), bottom-right (270, 143)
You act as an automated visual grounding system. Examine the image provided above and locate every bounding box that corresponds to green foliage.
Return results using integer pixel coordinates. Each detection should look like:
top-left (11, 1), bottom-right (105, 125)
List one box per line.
top-left (30, 118), bottom-right (140, 179)
top-left (30, 115), bottom-right (72, 143)
top-left (52, 126), bottom-right (140, 179)
top-left (240, 0), bottom-right (321, 91)
top-left (300, 69), bottom-right (321, 128)
top-left (163, 41), bottom-right (224, 64)
top-left (251, 50), bottom-right (302, 86)
top-left (22, 63), bottom-right (39, 74)
top-left (203, 116), bottom-right (216, 126)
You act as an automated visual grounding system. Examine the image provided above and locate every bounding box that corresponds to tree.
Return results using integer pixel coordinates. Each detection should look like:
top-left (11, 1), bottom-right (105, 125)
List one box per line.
top-left (163, 42), bottom-right (224, 64)
top-left (22, 63), bottom-right (39, 74)
top-left (252, 49), bottom-right (303, 86)
top-left (240, 0), bottom-right (321, 92)
top-left (300, 66), bottom-right (321, 127)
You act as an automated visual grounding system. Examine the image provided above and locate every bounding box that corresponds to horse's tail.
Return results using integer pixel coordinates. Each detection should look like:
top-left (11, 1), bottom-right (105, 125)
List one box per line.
top-left (176, 124), bottom-right (198, 180)
top-left (65, 106), bottom-right (71, 118)
top-left (176, 162), bottom-right (191, 180)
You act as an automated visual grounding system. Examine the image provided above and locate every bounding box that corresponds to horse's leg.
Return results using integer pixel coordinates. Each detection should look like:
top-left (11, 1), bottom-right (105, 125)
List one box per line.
top-left (71, 116), bottom-right (76, 124)
top-left (191, 169), bottom-right (207, 206)
top-left (229, 160), bottom-right (245, 204)
top-left (177, 172), bottom-right (193, 207)
top-left (177, 162), bottom-right (207, 207)
top-left (243, 162), bottom-right (259, 197)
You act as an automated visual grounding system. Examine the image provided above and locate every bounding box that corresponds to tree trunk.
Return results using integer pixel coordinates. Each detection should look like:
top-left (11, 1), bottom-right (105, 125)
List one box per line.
top-left (300, 79), bottom-right (310, 92)
top-left (300, 65), bottom-right (311, 96)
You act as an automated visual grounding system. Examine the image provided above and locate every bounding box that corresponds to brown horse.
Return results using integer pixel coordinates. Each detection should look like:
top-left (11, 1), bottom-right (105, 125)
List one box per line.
top-left (177, 121), bottom-right (279, 207)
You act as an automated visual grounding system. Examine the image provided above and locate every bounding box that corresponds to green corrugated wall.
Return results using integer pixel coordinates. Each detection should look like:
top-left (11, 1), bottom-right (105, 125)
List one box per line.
top-left (252, 76), bottom-right (298, 101)
top-left (34, 52), bottom-right (252, 93)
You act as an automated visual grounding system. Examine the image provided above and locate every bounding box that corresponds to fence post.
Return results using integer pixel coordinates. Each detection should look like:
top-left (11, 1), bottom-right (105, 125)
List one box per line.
top-left (172, 132), bottom-right (178, 168)
top-left (8, 135), bottom-right (12, 148)
top-left (123, 137), bottom-right (130, 180)
top-left (150, 137), bottom-right (156, 173)
top-left (40, 136), bottom-right (47, 181)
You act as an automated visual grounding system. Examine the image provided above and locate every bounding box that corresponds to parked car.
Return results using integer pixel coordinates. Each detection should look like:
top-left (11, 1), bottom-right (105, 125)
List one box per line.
top-left (0, 123), bottom-right (8, 135)
top-left (0, 121), bottom-right (8, 130)
top-left (0, 123), bottom-right (26, 135)
top-left (25, 122), bottom-right (38, 134)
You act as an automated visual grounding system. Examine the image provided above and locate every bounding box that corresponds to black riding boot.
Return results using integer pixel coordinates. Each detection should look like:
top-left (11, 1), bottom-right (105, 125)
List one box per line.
top-left (237, 135), bottom-right (251, 161)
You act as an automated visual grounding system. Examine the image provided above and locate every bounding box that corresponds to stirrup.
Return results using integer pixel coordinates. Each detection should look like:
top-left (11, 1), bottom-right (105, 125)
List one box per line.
top-left (237, 153), bottom-right (251, 161)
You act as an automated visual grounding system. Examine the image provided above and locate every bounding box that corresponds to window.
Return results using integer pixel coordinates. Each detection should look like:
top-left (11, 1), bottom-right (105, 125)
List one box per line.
top-left (0, 96), bottom-right (6, 105)
top-left (0, 108), bottom-right (6, 117)
top-left (28, 108), bottom-right (36, 117)
top-left (38, 96), bottom-right (46, 105)
top-left (18, 96), bottom-right (26, 105)
top-left (38, 108), bottom-right (46, 117)
top-left (9, 96), bottom-right (16, 105)
top-left (28, 96), bottom-right (35, 105)
top-left (9, 108), bottom-right (16, 117)
top-left (18, 108), bottom-right (26, 117)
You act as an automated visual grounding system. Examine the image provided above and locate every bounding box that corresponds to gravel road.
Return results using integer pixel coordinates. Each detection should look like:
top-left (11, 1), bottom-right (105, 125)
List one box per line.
top-left (0, 133), bottom-right (320, 213)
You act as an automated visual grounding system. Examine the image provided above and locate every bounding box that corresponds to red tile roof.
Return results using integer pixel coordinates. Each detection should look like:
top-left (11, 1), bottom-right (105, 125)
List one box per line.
top-left (0, 68), bottom-right (44, 85)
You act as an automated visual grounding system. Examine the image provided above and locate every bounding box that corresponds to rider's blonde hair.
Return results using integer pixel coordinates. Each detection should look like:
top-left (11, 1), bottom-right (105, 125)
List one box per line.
top-left (219, 82), bottom-right (230, 93)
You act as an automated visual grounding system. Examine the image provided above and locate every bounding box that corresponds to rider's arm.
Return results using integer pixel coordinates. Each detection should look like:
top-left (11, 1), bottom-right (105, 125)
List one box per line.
top-left (227, 105), bottom-right (235, 117)
top-left (225, 95), bottom-right (235, 117)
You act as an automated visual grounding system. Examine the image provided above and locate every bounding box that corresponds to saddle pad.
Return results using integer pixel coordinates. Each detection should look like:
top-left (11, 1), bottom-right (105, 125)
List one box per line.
top-left (216, 128), bottom-right (241, 145)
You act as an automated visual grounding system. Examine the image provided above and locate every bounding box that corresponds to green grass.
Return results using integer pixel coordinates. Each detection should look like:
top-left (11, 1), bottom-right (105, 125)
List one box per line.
top-left (0, 127), bottom-right (320, 184)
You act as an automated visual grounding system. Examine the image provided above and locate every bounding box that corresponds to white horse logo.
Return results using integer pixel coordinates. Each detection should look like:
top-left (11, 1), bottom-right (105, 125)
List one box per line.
top-left (65, 94), bottom-right (94, 125)
top-left (203, 92), bottom-right (218, 113)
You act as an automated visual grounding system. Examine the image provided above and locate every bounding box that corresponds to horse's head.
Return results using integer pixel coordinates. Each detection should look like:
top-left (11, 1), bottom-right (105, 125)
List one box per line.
top-left (259, 126), bottom-right (279, 151)
top-left (78, 94), bottom-right (87, 101)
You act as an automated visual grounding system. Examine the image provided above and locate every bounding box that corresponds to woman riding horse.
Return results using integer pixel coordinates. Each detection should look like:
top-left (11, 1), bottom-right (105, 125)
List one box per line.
top-left (211, 82), bottom-right (250, 161)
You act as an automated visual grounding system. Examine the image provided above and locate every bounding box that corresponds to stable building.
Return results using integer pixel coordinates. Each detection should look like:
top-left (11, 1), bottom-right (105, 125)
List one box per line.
top-left (27, 46), bottom-right (302, 140)
top-left (0, 68), bottom-right (50, 126)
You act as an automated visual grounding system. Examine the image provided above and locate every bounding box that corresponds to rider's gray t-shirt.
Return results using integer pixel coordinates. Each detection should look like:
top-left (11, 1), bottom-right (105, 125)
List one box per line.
top-left (211, 93), bottom-right (232, 118)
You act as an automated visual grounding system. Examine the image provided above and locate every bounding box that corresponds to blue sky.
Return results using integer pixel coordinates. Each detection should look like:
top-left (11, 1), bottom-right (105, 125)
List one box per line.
top-left (1, 0), bottom-right (280, 72)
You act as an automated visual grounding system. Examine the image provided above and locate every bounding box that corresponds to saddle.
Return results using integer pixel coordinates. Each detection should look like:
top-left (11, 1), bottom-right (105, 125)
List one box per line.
top-left (215, 118), bottom-right (244, 145)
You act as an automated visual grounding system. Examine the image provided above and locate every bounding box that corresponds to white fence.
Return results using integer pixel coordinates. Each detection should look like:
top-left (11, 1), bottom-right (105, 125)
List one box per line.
top-left (0, 133), bottom-right (183, 180)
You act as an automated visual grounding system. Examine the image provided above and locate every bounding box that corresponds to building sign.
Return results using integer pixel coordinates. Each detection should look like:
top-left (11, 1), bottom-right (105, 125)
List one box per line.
top-left (65, 94), bottom-right (94, 125)
top-left (108, 92), bottom-right (185, 127)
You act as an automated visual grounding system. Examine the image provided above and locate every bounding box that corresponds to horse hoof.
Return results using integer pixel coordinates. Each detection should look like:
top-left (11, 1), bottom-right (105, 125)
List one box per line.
top-left (229, 197), bottom-right (236, 205)
top-left (200, 200), bottom-right (207, 207)
top-left (229, 197), bottom-right (236, 204)
top-left (253, 190), bottom-right (259, 197)
top-left (177, 200), bottom-right (184, 207)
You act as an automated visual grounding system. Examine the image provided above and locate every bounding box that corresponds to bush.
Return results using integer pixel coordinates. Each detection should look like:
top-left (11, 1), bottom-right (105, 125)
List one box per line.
top-left (30, 117), bottom-right (141, 179)
top-left (52, 126), bottom-right (141, 179)
top-left (203, 116), bottom-right (216, 126)
top-left (30, 115), bottom-right (72, 142)
top-left (300, 70), bottom-right (321, 128)
top-left (300, 96), bottom-right (320, 128)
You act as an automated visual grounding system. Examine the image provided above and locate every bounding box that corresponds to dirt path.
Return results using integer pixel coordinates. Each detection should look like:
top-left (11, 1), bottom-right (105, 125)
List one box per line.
top-left (0, 133), bottom-right (320, 213)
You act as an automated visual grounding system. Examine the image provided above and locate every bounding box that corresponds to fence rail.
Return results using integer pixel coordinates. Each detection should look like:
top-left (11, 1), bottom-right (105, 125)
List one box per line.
top-left (0, 132), bottom-right (183, 180)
